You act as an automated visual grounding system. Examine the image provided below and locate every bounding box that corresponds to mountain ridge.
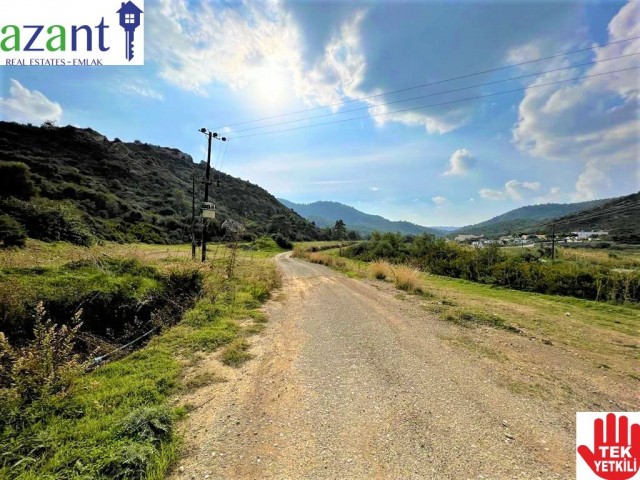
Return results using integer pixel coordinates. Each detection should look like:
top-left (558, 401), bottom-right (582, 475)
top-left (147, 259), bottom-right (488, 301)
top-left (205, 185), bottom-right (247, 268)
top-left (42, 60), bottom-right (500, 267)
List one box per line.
top-left (453, 199), bottom-right (610, 237)
top-left (453, 193), bottom-right (639, 242)
top-left (279, 199), bottom-right (443, 236)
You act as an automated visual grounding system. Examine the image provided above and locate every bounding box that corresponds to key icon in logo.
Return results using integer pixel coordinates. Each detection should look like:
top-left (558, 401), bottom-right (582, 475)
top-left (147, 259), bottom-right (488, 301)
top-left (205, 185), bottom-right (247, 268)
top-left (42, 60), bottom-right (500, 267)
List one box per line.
top-left (117, 1), bottom-right (143, 61)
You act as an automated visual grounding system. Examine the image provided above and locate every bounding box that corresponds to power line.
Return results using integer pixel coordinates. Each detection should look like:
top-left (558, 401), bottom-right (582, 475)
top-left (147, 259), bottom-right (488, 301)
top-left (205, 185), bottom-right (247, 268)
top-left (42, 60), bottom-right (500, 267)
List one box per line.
top-left (0, 105), bottom-right (43, 124)
top-left (544, 203), bottom-right (639, 228)
top-left (228, 52), bottom-right (638, 135)
top-left (226, 66), bottom-right (640, 139)
top-left (213, 35), bottom-right (640, 130)
top-left (93, 325), bottom-right (161, 365)
top-left (542, 204), bottom-right (639, 228)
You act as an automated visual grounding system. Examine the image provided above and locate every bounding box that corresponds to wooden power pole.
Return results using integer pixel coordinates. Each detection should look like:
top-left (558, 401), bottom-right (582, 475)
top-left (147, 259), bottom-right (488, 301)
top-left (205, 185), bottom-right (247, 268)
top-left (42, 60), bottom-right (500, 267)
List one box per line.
top-left (199, 128), bottom-right (226, 263)
top-left (191, 177), bottom-right (196, 260)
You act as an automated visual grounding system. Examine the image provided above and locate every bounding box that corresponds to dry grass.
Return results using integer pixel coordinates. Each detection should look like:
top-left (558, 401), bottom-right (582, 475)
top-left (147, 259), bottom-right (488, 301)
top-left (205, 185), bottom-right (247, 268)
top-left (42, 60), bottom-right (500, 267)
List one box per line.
top-left (391, 265), bottom-right (423, 293)
top-left (369, 260), bottom-right (390, 280)
top-left (304, 252), bottom-right (346, 269)
top-left (556, 247), bottom-right (640, 269)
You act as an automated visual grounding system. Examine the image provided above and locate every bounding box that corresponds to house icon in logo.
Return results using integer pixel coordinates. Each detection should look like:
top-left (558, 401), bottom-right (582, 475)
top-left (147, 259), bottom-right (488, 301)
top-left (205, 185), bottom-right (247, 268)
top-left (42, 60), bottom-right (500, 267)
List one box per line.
top-left (117, 1), bottom-right (143, 61)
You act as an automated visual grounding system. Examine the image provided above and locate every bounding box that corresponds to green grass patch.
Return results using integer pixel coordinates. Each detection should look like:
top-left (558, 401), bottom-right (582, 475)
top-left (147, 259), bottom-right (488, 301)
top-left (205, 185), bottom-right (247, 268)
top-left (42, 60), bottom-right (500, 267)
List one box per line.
top-left (443, 309), bottom-right (522, 333)
top-left (0, 242), bottom-right (279, 479)
top-left (220, 339), bottom-right (253, 367)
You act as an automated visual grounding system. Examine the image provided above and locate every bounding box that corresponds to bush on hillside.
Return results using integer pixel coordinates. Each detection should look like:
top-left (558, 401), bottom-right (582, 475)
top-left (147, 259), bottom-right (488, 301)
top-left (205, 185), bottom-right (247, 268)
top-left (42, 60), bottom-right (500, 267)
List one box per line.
top-left (0, 161), bottom-right (36, 200)
top-left (0, 214), bottom-right (26, 247)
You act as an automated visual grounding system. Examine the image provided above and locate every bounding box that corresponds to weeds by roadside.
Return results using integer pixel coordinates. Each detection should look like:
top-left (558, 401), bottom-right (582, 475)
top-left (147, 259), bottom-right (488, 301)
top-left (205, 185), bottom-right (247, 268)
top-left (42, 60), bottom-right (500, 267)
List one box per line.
top-left (0, 242), bottom-right (280, 479)
top-left (369, 260), bottom-right (389, 280)
top-left (390, 265), bottom-right (423, 293)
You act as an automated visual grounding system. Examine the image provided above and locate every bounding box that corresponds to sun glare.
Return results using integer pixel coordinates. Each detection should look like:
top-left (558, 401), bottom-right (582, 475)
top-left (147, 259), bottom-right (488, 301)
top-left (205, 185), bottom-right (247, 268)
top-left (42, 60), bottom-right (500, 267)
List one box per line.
top-left (251, 65), bottom-right (290, 106)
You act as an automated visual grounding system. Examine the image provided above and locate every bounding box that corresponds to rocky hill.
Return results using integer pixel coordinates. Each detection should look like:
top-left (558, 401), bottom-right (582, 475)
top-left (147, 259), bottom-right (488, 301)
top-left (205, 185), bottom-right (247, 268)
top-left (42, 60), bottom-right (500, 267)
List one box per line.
top-left (0, 122), bottom-right (323, 245)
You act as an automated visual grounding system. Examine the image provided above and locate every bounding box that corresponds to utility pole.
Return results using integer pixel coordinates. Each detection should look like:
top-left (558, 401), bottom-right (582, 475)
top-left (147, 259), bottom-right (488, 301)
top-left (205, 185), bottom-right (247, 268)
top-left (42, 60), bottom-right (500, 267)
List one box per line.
top-left (551, 223), bottom-right (556, 260)
top-left (191, 177), bottom-right (196, 260)
top-left (199, 128), bottom-right (226, 262)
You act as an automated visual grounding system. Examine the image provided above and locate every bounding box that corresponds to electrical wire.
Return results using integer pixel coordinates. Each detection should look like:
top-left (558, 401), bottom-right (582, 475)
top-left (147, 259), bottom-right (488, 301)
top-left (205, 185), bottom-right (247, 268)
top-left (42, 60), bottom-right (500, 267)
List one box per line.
top-left (218, 138), bottom-right (230, 175)
top-left (226, 66), bottom-right (640, 140)
top-left (92, 325), bottom-right (161, 365)
top-left (212, 35), bottom-right (640, 130)
top-left (0, 105), bottom-right (44, 124)
top-left (227, 52), bottom-right (639, 135)
top-left (542, 203), bottom-right (639, 228)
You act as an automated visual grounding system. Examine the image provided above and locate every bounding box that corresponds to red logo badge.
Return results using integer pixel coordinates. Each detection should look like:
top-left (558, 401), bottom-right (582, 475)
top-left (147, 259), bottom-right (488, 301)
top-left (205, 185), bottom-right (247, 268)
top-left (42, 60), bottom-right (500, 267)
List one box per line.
top-left (577, 412), bottom-right (640, 480)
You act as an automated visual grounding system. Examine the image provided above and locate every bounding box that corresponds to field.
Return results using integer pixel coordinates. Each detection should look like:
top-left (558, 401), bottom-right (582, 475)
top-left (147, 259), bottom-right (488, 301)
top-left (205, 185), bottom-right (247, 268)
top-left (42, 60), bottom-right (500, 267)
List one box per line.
top-left (501, 245), bottom-right (640, 269)
top-left (0, 239), bottom-right (282, 480)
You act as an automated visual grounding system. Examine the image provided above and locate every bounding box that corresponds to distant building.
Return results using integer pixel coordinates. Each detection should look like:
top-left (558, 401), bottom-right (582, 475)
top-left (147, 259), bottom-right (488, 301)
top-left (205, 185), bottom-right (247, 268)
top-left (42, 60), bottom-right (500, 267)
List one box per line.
top-left (455, 234), bottom-right (481, 242)
top-left (572, 230), bottom-right (608, 240)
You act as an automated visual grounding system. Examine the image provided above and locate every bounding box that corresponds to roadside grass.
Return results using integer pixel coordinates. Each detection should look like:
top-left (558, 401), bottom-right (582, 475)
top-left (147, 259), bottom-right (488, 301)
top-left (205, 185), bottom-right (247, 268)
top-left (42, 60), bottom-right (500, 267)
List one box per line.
top-left (389, 265), bottom-right (423, 293)
top-left (556, 247), bottom-right (640, 269)
top-left (369, 260), bottom-right (389, 280)
top-left (0, 241), bottom-right (281, 480)
top-left (295, 248), bottom-right (639, 379)
top-left (293, 240), bottom-right (360, 254)
top-left (220, 338), bottom-right (253, 367)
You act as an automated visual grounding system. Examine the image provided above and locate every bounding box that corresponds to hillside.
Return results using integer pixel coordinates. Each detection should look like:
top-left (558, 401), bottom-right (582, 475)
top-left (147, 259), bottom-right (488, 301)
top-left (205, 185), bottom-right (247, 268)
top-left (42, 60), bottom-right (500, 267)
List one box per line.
top-left (279, 199), bottom-right (442, 236)
top-left (454, 199), bottom-right (609, 237)
top-left (0, 122), bottom-right (322, 245)
top-left (540, 192), bottom-right (640, 242)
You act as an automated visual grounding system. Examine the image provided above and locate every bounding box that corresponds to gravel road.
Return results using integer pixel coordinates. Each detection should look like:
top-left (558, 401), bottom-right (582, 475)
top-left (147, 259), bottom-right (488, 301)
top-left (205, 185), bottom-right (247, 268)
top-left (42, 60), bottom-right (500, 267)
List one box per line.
top-left (170, 252), bottom-right (586, 479)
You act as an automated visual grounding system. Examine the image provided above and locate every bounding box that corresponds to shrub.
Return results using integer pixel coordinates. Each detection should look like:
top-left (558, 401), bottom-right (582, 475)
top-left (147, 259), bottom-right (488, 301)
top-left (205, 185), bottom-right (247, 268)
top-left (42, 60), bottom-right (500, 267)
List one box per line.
top-left (0, 214), bottom-right (26, 247)
top-left (100, 442), bottom-right (156, 480)
top-left (1, 303), bottom-right (83, 402)
top-left (0, 161), bottom-right (36, 200)
top-left (273, 234), bottom-right (293, 250)
top-left (117, 406), bottom-right (174, 445)
top-left (345, 233), bottom-right (639, 304)
top-left (370, 260), bottom-right (390, 280)
top-left (392, 265), bottom-right (422, 293)
top-left (253, 236), bottom-right (279, 251)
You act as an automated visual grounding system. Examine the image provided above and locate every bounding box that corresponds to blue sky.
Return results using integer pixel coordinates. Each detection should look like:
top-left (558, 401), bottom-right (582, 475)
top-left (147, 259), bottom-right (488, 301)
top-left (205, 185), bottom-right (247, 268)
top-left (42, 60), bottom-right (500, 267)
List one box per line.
top-left (1, 0), bottom-right (639, 226)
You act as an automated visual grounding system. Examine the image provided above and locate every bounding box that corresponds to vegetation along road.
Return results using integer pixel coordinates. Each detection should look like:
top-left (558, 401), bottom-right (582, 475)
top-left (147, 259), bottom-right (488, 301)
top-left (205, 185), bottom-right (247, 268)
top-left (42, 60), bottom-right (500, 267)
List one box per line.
top-left (171, 252), bottom-right (638, 479)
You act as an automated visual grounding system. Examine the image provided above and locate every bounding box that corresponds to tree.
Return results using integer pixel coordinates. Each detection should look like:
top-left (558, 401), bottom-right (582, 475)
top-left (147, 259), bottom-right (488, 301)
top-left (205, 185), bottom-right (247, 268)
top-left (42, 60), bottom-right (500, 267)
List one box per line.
top-left (332, 219), bottom-right (347, 240)
top-left (0, 215), bottom-right (26, 247)
top-left (0, 161), bottom-right (36, 200)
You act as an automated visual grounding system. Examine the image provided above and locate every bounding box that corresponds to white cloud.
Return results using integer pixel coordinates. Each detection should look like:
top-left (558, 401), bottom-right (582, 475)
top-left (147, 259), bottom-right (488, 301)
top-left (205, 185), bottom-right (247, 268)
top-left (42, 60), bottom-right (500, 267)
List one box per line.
top-left (432, 195), bottom-right (448, 205)
top-left (512, 0), bottom-right (640, 200)
top-left (149, 2), bottom-right (471, 134)
top-left (574, 160), bottom-right (612, 200)
top-left (0, 79), bottom-right (62, 124)
top-left (370, 186), bottom-right (379, 191)
top-left (443, 148), bottom-right (476, 176)
top-left (149, 1), bottom-right (302, 94)
top-left (480, 180), bottom-right (541, 201)
top-left (119, 83), bottom-right (165, 101)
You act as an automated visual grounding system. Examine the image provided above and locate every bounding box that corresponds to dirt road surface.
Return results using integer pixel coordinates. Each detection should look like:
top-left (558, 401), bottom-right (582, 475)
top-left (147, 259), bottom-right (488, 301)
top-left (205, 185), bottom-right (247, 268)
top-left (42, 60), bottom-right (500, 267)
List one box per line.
top-left (170, 252), bottom-right (635, 479)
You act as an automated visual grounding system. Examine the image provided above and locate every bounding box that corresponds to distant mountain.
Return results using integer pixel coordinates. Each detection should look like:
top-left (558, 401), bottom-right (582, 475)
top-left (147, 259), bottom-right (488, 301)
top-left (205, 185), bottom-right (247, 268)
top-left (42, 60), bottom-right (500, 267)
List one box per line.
top-left (0, 122), bottom-right (323, 244)
top-left (539, 192), bottom-right (639, 243)
top-left (431, 226), bottom-right (460, 232)
top-left (454, 199), bottom-right (610, 237)
top-left (279, 199), bottom-right (442, 236)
